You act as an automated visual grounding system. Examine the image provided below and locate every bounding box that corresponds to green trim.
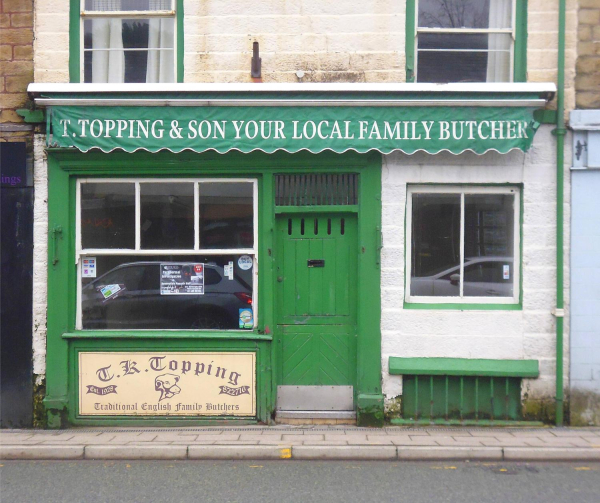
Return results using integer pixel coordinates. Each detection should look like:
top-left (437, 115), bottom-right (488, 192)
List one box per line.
top-left (275, 205), bottom-right (359, 214)
top-left (176, 0), bottom-right (184, 82)
top-left (403, 302), bottom-right (522, 311)
top-left (513, 0), bottom-right (528, 82)
top-left (45, 149), bottom-right (383, 427)
top-left (62, 331), bottom-right (273, 340)
top-left (69, 1), bottom-right (184, 83)
top-left (391, 418), bottom-right (545, 427)
top-left (406, 0), bottom-right (528, 83)
top-left (405, 0), bottom-right (416, 83)
top-left (534, 109), bottom-right (558, 124)
top-left (555, 0), bottom-right (566, 427)
top-left (389, 357), bottom-right (540, 378)
top-left (16, 109), bottom-right (45, 123)
top-left (69, 0), bottom-right (80, 82)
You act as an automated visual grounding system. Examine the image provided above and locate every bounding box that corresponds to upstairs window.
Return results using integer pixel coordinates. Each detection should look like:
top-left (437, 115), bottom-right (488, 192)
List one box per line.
top-left (81, 1), bottom-right (177, 83)
top-left (408, 0), bottom-right (526, 83)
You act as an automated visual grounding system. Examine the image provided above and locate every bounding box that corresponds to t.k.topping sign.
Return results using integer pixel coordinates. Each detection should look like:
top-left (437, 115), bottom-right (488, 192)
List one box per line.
top-left (50, 105), bottom-right (540, 155)
top-left (79, 352), bottom-right (256, 416)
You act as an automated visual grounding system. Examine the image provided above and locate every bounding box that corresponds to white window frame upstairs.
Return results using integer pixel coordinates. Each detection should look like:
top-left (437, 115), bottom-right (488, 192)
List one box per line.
top-left (413, 0), bottom-right (517, 83)
top-left (79, 0), bottom-right (178, 83)
top-left (405, 185), bottom-right (520, 305)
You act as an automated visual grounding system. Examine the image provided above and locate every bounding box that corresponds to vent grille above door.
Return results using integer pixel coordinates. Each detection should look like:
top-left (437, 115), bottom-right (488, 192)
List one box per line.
top-left (275, 174), bottom-right (358, 206)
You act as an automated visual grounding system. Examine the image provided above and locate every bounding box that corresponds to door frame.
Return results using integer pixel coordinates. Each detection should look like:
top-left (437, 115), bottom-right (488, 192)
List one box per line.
top-left (272, 160), bottom-right (383, 425)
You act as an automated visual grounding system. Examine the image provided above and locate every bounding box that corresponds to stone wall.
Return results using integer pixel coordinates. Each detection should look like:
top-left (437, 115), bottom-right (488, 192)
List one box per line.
top-left (0, 0), bottom-right (33, 138)
top-left (576, 0), bottom-right (600, 109)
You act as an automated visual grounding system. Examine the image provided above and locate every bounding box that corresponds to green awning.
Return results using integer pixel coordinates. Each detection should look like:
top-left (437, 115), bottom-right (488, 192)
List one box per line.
top-left (31, 83), bottom-right (556, 156)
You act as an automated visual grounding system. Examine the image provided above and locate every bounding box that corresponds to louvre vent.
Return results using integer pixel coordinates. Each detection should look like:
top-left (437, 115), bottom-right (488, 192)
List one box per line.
top-left (275, 174), bottom-right (358, 206)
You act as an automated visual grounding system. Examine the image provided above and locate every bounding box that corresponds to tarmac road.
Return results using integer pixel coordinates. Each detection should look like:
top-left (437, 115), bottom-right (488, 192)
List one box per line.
top-left (1, 460), bottom-right (600, 503)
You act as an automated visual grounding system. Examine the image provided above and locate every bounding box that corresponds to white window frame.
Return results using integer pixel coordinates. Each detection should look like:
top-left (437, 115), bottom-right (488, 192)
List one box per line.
top-left (80, 0), bottom-right (178, 83)
top-left (75, 178), bottom-right (259, 330)
top-left (405, 185), bottom-right (520, 305)
top-left (413, 0), bottom-right (517, 83)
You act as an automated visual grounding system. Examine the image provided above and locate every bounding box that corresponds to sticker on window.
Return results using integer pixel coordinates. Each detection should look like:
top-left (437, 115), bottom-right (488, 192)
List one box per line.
top-left (238, 255), bottom-right (253, 271)
top-left (82, 257), bottom-right (97, 278)
top-left (224, 261), bottom-right (234, 280)
top-left (100, 284), bottom-right (122, 301)
top-left (503, 264), bottom-right (510, 280)
top-left (239, 308), bottom-right (253, 329)
top-left (160, 263), bottom-right (205, 295)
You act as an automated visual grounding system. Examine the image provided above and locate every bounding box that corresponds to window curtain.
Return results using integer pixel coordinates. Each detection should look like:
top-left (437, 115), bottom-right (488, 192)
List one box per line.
top-left (91, 1), bottom-right (125, 83)
top-left (146, 18), bottom-right (175, 83)
top-left (486, 0), bottom-right (511, 83)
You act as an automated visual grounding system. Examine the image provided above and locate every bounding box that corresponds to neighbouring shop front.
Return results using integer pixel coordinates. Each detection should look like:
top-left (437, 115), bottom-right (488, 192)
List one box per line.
top-left (29, 83), bottom-right (555, 427)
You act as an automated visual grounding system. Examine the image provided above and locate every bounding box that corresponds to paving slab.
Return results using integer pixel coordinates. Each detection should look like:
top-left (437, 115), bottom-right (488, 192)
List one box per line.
top-left (503, 447), bottom-right (600, 461)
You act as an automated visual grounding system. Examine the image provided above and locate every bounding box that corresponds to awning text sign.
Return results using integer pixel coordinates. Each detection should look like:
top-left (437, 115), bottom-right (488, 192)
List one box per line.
top-left (51, 106), bottom-right (540, 155)
top-left (79, 352), bottom-right (256, 416)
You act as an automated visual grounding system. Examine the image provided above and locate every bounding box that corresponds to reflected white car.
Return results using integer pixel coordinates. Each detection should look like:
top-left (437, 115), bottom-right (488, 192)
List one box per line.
top-left (411, 257), bottom-right (514, 297)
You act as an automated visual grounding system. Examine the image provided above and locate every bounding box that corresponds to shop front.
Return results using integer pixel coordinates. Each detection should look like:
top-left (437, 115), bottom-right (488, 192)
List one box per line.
top-left (29, 83), bottom-right (555, 427)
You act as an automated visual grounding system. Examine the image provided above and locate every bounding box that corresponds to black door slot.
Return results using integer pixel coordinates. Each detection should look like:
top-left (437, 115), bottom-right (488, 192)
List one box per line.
top-left (307, 259), bottom-right (325, 267)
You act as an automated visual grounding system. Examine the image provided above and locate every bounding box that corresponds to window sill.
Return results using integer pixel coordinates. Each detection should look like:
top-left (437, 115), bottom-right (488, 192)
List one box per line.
top-left (403, 302), bottom-right (522, 311)
top-left (62, 330), bottom-right (272, 340)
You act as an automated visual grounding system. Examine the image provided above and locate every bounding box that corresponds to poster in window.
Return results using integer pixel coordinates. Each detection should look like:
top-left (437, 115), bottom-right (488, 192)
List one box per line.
top-left (160, 263), bottom-right (205, 295)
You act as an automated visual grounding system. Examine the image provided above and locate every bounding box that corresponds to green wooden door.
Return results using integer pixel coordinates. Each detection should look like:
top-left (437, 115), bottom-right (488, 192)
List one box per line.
top-left (276, 214), bottom-right (357, 387)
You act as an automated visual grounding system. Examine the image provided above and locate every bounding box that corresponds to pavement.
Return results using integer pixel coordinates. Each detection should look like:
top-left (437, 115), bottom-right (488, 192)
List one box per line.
top-left (2, 425), bottom-right (600, 461)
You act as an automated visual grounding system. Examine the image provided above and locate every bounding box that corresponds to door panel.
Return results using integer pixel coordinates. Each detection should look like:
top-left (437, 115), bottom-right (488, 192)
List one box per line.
top-left (276, 214), bottom-right (357, 389)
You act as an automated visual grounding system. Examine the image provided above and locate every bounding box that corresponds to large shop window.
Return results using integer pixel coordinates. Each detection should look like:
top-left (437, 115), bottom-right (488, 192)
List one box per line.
top-left (77, 179), bottom-right (257, 330)
top-left (406, 186), bottom-right (520, 305)
top-left (410, 0), bottom-right (524, 83)
top-left (81, 1), bottom-right (178, 83)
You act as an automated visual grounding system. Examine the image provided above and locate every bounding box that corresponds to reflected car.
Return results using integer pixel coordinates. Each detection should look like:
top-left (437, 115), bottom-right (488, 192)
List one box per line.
top-left (410, 257), bottom-right (514, 297)
top-left (82, 262), bottom-right (253, 330)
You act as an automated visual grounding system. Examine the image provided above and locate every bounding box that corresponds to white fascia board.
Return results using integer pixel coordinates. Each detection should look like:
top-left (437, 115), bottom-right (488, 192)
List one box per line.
top-left (28, 82), bottom-right (557, 97)
top-left (570, 109), bottom-right (600, 130)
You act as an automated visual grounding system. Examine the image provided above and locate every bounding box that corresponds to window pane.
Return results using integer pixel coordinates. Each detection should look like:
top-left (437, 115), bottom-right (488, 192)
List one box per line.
top-left (83, 18), bottom-right (174, 83)
top-left (417, 33), bottom-right (511, 83)
top-left (418, 0), bottom-right (511, 29)
top-left (199, 183), bottom-right (254, 249)
top-left (463, 194), bottom-right (514, 297)
top-left (410, 194), bottom-right (461, 297)
top-left (81, 183), bottom-right (135, 249)
top-left (81, 254), bottom-right (254, 330)
top-left (140, 183), bottom-right (194, 249)
top-left (84, 1), bottom-right (173, 12)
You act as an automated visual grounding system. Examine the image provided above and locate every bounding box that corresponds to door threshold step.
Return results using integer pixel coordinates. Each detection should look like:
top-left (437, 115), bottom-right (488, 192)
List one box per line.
top-left (275, 410), bottom-right (356, 425)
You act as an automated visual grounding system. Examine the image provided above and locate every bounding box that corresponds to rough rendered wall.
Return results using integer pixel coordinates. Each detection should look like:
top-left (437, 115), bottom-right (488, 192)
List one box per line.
top-left (380, 125), bottom-right (571, 419)
top-left (575, 0), bottom-right (600, 109)
top-left (184, 1), bottom-right (405, 83)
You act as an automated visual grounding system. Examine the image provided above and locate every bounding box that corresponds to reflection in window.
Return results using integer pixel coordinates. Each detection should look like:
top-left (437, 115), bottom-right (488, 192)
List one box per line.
top-left (81, 183), bottom-right (135, 249)
top-left (199, 183), bottom-right (254, 249)
top-left (416, 0), bottom-right (513, 83)
top-left (81, 255), bottom-right (253, 330)
top-left (408, 188), bottom-right (518, 302)
top-left (140, 183), bottom-right (194, 249)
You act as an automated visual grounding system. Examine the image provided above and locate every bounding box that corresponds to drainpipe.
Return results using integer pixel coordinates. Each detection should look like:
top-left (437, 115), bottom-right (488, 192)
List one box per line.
top-left (554, 0), bottom-right (566, 426)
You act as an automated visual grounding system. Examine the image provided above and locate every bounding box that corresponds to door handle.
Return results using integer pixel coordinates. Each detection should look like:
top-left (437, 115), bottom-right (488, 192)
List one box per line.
top-left (277, 276), bottom-right (283, 282)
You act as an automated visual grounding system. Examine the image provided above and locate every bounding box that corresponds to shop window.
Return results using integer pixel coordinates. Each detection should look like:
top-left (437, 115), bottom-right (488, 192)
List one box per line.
top-left (405, 186), bottom-right (520, 304)
top-left (406, 0), bottom-right (526, 83)
top-left (78, 179), bottom-right (257, 330)
top-left (78, 1), bottom-right (181, 83)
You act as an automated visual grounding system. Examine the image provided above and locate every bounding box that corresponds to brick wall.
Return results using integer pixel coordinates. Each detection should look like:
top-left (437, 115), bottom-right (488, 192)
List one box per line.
top-left (0, 0), bottom-right (33, 131)
top-left (576, 0), bottom-right (600, 109)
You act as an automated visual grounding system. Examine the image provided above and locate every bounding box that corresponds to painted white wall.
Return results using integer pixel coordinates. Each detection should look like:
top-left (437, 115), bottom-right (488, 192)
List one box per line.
top-left (380, 125), bottom-right (571, 406)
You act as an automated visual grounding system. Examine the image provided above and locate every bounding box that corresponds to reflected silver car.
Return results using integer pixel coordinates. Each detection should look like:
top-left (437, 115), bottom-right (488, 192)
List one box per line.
top-left (411, 257), bottom-right (514, 297)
